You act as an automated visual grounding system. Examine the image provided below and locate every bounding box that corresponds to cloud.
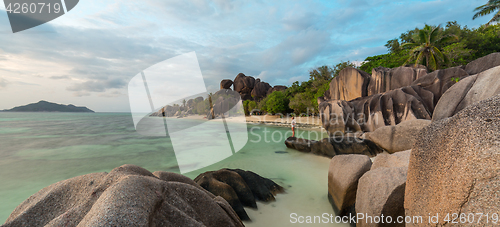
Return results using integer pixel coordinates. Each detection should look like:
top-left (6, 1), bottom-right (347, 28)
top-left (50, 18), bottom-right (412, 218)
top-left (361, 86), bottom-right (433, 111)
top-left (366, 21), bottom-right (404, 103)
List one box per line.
top-left (67, 78), bottom-right (127, 93)
top-left (50, 75), bottom-right (71, 80)
top-left (0, 77), bottom-right (8, 88)
top-left (0, 0), bottom-right (489, 111)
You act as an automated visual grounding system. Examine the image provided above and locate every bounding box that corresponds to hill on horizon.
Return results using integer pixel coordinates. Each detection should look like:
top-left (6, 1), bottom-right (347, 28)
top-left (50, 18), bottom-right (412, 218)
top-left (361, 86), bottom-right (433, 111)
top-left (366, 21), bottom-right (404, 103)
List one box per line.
top-left (2, 101), bottom-right (95, 113)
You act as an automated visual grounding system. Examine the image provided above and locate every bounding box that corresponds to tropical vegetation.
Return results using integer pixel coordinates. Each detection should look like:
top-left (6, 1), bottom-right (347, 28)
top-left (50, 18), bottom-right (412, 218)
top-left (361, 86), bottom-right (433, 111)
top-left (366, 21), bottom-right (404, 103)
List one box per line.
top-left (401, 25), bottom-right (458, 70)
top-left (245, 20), bottom-right (500, 116)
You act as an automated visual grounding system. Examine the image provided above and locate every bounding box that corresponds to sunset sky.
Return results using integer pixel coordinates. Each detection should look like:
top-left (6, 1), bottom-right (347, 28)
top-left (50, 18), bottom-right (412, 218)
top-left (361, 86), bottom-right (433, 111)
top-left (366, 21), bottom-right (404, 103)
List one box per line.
top-left (0, 0), bottom-right (488, 112)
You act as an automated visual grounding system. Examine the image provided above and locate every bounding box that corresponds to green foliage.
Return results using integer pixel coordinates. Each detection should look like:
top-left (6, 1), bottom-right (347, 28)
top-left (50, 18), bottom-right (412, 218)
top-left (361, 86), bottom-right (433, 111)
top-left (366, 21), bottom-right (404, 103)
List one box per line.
top-left (289, 92), bottom-right (314, 114)
top-left (442, 42), bottom-right (474, 67)
top-left (284, 81), bottom-right (306, 98)
top-left (332, 61), bottom-right (358, 78)
top-left (194, 100), bottom-right (209, 115)
top-left (248, 101), bottom-right (257, 112)
top-left (359, 50), bottom-right (410, 73)
top-left (279, 62), bottom-right (358, 115)
top-left (361, 22), bottom-right (500, 72)
top-left (265, 91), bottom-right (289, 114)
top-left (243, 100), bottom-right (257, 115)
top-left (243, 100), bottom-right (250, 116)
top-left (451, 77), bottom-right (461, 83)
top-left (257, 96), bottom-right (269, 113)
top-left (258, 21), bottom-right (500, 117)
top-left (401, 24), bottom-right (458, 70)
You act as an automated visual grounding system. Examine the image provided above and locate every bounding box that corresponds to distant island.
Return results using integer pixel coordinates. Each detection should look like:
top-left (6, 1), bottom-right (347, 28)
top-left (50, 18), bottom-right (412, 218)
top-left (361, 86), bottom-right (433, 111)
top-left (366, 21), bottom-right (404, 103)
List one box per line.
top-left (2, 101), bottom-right (94, 113)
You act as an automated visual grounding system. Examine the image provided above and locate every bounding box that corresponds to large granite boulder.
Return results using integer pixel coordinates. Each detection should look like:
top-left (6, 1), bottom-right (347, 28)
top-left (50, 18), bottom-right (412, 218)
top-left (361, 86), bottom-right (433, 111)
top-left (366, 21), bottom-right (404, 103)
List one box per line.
top-left (251, 79), bottom-right (272, 101)
top-left (3, 165), bottom-right (244, 227)
top-left (370, 149), bottom-right (411, 170)
top-left (186, 98), bottom-right (195, 108)
top-left (152, 105), bottom-right (181, 117)
top-left (465, 52), bottom-right (500, 75)
top-left (194, 96), bottom-right (204, 102)
top-left (233, 73), bottom-right (255, 93)
top-left (432, 65), bottom-right (500, 121)
top-left (319, 99), bottom-right (360, 134)
top-left (319, 85), bottom-right (434, 134)
top-left (353, 150), bottom-right (411, 227)
top-left (267, 85), bottom-right (287, 95)
top-left (405, 94), bottom-right (500, 226)
top-left (285, 136), bottom-right (383, 157)
top-left (356, 167), bottom-right (407, 227)
top-left (211, 89), bottom-right (242, 118)
top-left (363, 120), bottom-right (431, 153)
top-left (194, 169), bottom-right (284, 221)
top-left (411, 66), bottom-right (470, 105)
top-left (318, 64), bottom-right (477, 134)
top-left (328, 67), bottom-right (371, 101)
top-left (284, 137), bottom-right (318, 153)
top-left (328, 155), bottom-right (372, 216)
top-left (220, 79), bottom-right (234, 90)
top-left (367, 66), bottom-right (427, 96)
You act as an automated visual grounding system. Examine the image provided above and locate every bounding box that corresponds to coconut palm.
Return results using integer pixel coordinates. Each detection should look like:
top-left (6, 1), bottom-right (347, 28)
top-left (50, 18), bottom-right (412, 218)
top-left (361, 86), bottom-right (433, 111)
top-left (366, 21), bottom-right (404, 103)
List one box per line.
top-left (473, 0), bottom-right (500, 26)
top-left (401, 25), bottom-right (457, 70)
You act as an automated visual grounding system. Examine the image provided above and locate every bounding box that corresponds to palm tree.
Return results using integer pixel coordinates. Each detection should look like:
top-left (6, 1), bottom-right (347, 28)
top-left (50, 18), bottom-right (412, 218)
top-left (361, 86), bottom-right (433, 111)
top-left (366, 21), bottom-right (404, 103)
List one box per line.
top-left (473, 0), bottom-right (500, 26)
top-left (401, 25), bottom-right (457, 70)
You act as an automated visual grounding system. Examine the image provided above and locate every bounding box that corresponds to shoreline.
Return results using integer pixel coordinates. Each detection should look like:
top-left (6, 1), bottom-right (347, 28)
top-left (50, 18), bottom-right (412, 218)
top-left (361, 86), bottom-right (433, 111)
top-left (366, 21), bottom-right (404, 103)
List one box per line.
top-left (161, 114), bottom-right (324, 129)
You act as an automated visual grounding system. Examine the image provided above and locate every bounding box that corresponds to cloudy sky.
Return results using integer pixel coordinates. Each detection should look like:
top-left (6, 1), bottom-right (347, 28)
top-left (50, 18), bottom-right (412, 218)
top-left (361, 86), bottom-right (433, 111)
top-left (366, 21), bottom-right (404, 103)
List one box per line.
top-left (0, 0), bottom-right (489, 112)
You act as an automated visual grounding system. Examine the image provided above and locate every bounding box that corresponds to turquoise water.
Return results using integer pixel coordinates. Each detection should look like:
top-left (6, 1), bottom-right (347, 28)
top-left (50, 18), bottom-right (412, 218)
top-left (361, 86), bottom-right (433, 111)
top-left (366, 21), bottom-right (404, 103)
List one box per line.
top-left (0, 112), bottom-right (348, 226)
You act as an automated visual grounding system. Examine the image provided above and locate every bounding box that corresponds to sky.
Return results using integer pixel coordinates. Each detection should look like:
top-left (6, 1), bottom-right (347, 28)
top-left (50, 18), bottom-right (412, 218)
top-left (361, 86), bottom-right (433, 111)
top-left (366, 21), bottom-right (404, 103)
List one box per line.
top-left (0, 0), bottom-right (490, 112)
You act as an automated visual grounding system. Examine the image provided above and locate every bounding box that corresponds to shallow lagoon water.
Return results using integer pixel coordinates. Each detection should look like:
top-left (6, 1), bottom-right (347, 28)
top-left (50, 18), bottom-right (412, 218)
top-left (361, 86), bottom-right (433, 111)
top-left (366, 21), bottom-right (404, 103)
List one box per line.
top-left (0, 112), bottom-right (348, 226)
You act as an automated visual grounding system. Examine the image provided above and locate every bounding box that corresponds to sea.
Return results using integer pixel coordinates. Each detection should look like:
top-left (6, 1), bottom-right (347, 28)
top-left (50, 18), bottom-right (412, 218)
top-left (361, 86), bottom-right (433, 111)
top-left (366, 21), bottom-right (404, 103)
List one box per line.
top-left (0, 112), bottom-right (349, 226)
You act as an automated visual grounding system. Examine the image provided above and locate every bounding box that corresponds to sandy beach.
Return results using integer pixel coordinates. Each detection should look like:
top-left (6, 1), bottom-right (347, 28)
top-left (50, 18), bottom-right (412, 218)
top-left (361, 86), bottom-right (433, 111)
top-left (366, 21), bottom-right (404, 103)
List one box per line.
top-left (171, 114), bottom-right (324, 129)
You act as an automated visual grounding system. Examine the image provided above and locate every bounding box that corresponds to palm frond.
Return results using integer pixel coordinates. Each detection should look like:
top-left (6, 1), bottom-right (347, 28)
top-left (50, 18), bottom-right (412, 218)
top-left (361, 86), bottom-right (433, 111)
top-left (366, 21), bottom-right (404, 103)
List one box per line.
top-left (415, 51), bottom-right (425, 67)
top-left (473, 4), bottom-right (500, 19)
top-left (487, 11), bottom-right (500, 25)
top-left (401, 42), bottom-right (419, 48)
top-left (418, 29), bottom-right (427, 44)
top-left (437, 34), bottom-right (458, 44)
top-left (429, 25), bottom-right (441, 44)
top-left (429, 53), bottom-right (437, 70)
top-left (432, 46), bottom-right (445, 60)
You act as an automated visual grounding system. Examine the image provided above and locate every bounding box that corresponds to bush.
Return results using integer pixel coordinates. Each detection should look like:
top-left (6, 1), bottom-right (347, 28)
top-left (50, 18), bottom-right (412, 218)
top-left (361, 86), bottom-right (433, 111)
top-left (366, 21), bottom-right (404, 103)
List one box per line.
top-left (289, 92), bottom-right (314, 115)
top-left (265, 91), bottom-right (289, 114)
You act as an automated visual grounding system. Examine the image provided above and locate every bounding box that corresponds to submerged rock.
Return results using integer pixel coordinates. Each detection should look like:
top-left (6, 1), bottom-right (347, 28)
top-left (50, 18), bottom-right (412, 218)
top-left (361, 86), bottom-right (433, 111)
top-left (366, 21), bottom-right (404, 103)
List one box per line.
top-left (285, 136), bottom-right (383, 157)
top-left (3, 165), bottom-right (244, 227)
top-left (194, 168), bottom-right (284, 221)
top-left (284, 137), bottom-right (317, 153)
top-left (405, 94), bottom-right (500, 226)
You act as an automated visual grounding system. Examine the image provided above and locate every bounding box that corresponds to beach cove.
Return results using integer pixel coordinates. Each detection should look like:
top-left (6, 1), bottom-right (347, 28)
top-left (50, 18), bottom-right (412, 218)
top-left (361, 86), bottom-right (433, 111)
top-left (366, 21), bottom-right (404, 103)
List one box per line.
top-left (0, 112), bottom-right (347, 226)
